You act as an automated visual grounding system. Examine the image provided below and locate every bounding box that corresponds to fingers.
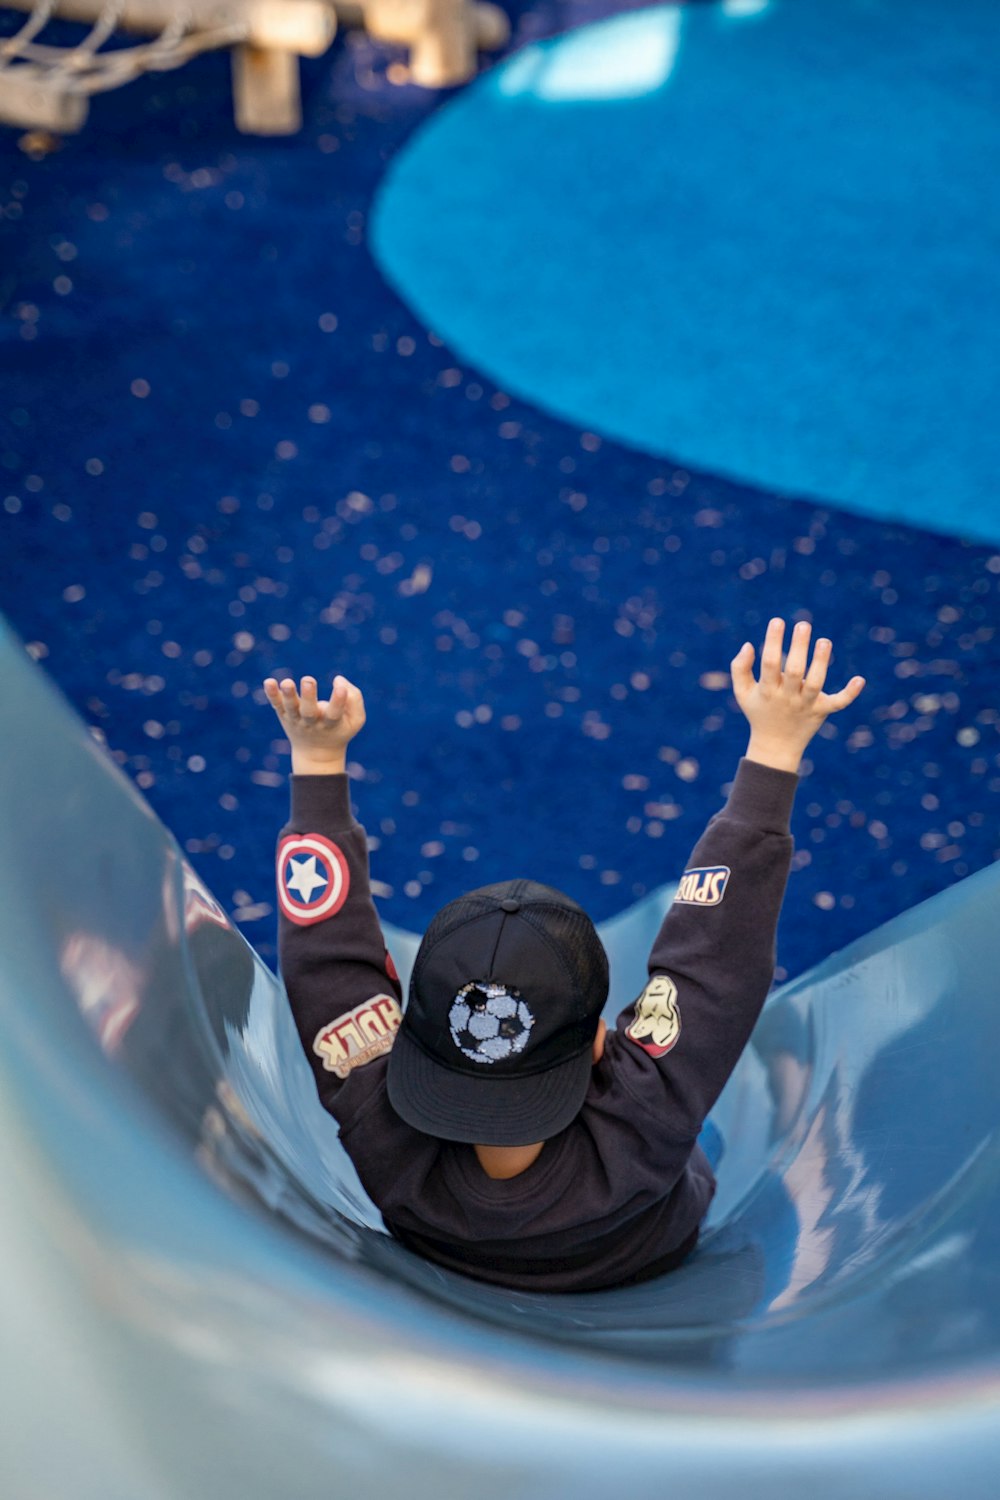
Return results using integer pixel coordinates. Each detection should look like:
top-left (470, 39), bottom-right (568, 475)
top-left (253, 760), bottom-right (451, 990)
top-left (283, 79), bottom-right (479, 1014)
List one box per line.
top-left (730, 641), bottom-right (755, 698)
top-left (262, 675), bottom-right (323, 719)
top-left (278, 677), bottom-right (301, 716)
top-left (329, 675), bottom-right (348, 721)
top-left (341, 676), bottom-right (367, 726)
top-left (736, 621), bottom-right (860, 707)
top-left (822, 675), bottom-right (867, 714)
top-left (753, 620), bottom-right (841, 696)
top-left (803, 635), bottom-right (832, 696)
top-left (299, 677), bottom-right (319, 719)
top-left (759, 617), bottom-right (785, 687)
top-left (783, 620), bottom-right (812, 684)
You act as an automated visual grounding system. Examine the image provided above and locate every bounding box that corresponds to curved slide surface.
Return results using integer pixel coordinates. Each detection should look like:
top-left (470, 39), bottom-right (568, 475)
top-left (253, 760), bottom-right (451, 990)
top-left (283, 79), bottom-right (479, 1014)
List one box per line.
top-left (1, 613), bottom-right (999, 1499)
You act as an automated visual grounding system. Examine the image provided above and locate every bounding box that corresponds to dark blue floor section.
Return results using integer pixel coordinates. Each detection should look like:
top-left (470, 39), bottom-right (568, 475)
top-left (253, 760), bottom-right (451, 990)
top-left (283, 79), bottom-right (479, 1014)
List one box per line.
top-left (1, 3), bottom-right (998, 979)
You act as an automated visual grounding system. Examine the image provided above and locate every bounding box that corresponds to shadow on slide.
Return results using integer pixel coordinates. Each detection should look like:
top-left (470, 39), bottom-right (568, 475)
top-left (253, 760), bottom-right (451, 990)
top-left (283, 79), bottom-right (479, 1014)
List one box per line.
top-left (1, 613), bottom-right (998, 1499)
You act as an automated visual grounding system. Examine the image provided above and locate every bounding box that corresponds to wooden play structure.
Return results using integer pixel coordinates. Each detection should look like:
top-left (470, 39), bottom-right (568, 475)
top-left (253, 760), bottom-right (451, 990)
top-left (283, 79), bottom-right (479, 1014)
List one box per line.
top-left (0, 0), bottom-right (508, 135)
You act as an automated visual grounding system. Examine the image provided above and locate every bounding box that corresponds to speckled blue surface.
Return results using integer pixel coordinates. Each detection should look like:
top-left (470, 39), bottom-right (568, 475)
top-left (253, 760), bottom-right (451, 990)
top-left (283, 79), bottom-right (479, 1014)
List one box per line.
top-left (1, 0), bottom-right (998, 982)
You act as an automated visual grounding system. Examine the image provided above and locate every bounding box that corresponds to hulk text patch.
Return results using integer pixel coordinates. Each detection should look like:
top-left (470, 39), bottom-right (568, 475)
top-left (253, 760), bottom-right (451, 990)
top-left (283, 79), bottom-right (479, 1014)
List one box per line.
top-left (313, 995), bottom-right (402, 1078)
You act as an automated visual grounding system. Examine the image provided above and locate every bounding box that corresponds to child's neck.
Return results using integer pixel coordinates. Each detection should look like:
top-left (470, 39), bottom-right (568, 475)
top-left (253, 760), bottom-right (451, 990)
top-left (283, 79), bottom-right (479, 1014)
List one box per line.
top-left (473, 1141), bottom-right (545, 1180)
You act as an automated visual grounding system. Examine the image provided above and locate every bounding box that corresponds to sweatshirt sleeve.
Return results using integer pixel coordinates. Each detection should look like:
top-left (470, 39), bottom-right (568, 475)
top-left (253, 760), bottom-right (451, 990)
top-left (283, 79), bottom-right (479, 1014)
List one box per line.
top-left (606, 757), bottom-right (798, 1138)
top-left (276, 773), bottom-right (404, 1125)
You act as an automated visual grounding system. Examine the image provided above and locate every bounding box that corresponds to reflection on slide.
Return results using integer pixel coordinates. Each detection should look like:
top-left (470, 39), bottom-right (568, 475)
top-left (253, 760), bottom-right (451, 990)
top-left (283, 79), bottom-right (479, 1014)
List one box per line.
top-left (1, 613), bottom-right (998, 1500)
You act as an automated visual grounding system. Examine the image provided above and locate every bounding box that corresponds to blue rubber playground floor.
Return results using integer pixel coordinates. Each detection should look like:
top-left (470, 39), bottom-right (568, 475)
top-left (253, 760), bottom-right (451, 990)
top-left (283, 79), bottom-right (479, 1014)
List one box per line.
top-left (1, 0), bottom-right (998, 980)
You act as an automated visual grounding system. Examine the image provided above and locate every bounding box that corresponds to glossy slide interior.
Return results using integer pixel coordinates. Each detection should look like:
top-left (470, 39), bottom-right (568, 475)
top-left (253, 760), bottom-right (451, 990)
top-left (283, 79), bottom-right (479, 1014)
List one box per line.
top-left (1, 611), bottom-right (998, 1500)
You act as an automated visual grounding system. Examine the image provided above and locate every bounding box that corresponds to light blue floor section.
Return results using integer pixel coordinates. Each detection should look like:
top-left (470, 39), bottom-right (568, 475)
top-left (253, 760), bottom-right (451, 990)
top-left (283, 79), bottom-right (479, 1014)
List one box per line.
top-left (371, 0), bottom-right (1000, 543)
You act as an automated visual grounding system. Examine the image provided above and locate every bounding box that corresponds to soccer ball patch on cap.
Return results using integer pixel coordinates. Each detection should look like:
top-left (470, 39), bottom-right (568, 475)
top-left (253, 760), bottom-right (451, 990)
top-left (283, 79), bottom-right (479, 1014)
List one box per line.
top-left (277, 833), bottom-right (350, 926)
top-left (448, 982), bottom-right (535, 1065)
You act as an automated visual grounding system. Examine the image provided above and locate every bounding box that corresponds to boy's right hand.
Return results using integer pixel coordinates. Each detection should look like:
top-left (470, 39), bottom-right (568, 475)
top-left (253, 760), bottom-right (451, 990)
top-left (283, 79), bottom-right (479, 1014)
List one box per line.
top-left (263, 674), bottom-right (366, 775)
top-left (730, 619), bottom-right (865, 773)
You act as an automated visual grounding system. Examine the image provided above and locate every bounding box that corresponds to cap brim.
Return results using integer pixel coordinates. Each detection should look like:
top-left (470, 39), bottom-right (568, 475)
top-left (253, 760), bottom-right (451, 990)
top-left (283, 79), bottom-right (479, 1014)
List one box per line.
top-left (386, 1023), bottom-right (594, 1147)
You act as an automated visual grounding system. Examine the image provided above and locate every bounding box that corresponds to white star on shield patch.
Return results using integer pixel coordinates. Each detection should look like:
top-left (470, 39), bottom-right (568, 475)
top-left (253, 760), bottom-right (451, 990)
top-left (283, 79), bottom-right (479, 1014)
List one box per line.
top-left (277, 833), bottom-right (350, 926)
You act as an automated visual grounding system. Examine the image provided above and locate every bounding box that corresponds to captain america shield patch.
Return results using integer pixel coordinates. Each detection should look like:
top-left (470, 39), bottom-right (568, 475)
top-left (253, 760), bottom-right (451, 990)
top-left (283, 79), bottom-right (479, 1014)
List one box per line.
top-left (277, 834), bottom-right (350, 926)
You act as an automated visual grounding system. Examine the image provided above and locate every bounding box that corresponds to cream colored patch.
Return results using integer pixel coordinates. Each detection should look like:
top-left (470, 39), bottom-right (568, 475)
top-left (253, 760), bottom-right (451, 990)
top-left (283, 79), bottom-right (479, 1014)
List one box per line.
top-left (313, 994), bottom-right (402, 1078)
top-left (625, 973), bottom-right (681, 1058)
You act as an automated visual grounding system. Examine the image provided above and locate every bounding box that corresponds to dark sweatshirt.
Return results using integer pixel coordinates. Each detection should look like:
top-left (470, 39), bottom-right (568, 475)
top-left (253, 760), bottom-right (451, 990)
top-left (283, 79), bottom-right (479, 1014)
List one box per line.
top-left (276, 757), bottom-right (797, 1292)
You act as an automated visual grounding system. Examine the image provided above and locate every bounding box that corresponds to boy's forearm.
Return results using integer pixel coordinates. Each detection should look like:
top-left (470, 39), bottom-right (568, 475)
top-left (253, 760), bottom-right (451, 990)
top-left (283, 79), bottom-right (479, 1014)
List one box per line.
top-left (744, 733), bottom-right (802, 775)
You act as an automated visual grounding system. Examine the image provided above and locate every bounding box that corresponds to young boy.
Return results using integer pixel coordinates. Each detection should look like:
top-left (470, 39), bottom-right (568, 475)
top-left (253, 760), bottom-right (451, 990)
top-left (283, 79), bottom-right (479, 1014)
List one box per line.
top-left (263, 618), bottom-right (864, 1292)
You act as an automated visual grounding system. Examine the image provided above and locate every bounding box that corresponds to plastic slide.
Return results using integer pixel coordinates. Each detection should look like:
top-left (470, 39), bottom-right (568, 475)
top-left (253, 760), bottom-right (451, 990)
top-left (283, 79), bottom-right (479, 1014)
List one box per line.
top-left (1, 610), bottom-right (998, 1499)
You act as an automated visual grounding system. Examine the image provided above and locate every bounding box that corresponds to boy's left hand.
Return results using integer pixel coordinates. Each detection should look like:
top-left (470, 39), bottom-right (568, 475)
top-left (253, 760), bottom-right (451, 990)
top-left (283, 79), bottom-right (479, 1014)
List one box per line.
top-left (263, 674), bottom-right (366, 773)
top-left (731, 619), bottom-right (865, 773)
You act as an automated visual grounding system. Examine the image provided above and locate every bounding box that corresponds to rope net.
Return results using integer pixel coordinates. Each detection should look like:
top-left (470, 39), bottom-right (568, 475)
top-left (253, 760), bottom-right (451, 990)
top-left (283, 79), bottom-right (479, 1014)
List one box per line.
top-left (0, 0), bottom-right (247, 96)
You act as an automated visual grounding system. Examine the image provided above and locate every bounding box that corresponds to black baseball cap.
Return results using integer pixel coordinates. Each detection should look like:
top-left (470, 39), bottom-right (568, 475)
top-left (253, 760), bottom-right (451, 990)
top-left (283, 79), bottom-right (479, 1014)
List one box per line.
top-left (386, 879), bottom-right (609, 1146)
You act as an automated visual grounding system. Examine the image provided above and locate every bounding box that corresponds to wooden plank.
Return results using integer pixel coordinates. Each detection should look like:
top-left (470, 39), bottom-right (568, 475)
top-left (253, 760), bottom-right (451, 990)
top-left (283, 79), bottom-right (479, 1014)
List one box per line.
top-left (1, 0), bottom-right (335, 55)
top-left (0, 65), bottom-right (88, 131)
top-left (360, 0), bottom-right (508, 85)
top-left (231, 42), bottom-right (300, 133)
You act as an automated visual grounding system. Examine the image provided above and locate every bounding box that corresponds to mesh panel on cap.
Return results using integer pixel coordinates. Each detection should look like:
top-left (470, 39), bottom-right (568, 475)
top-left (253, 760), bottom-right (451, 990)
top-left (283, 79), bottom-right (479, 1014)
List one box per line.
top-left (514, 900), bottom-right (608, 1016)
top-left (416, 892), bottom-right (509, 953)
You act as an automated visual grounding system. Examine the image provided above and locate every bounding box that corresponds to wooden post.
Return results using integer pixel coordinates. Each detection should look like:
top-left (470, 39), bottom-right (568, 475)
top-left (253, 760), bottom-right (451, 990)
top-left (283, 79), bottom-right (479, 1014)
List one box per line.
top-left (0, 65), bottom-right (89, 131)
top-left (408, 0), bottom-right (475, 86)
top-left (473, 1), bottom-right (507, 50)
top-left (231, 41), bottom-right (300, 133)
top-left (363, 0), bottom-right (507, 86)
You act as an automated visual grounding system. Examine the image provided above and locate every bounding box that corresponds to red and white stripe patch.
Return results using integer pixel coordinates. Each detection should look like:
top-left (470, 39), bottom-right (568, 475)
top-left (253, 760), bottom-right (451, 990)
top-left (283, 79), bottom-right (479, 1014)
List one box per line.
top-left (277, 833), bottom-right (350, 926)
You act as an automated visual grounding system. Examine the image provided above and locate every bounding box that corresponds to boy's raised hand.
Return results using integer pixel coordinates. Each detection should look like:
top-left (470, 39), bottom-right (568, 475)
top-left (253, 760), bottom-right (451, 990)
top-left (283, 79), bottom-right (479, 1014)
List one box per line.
top-left (263, 673), bottom-right (366, 774)
top-left (730, 618), bottom-right (865, 773)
